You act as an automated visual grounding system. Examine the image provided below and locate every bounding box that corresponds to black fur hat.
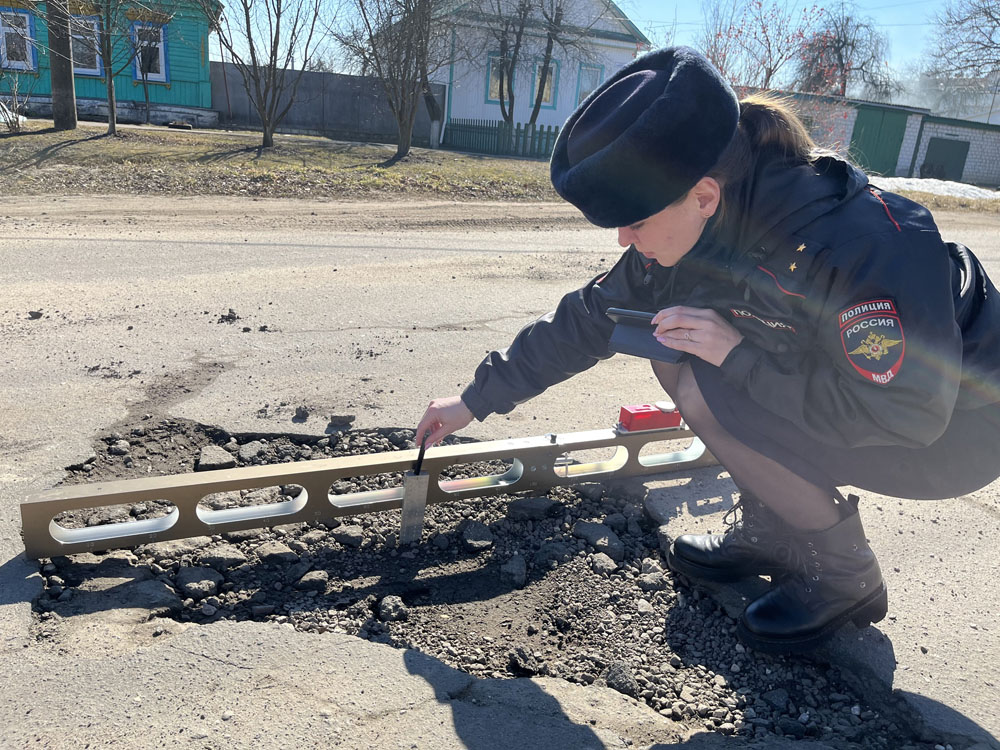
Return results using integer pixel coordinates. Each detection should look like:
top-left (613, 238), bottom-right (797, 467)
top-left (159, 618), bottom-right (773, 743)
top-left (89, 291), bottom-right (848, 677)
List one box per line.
top-left (550, 47), bottom-right (739, 228)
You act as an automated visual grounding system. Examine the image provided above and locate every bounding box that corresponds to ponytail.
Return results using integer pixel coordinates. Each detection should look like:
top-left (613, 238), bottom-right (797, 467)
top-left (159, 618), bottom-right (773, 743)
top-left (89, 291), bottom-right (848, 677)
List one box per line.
top-left (708, 93), bottom-right (828, 226)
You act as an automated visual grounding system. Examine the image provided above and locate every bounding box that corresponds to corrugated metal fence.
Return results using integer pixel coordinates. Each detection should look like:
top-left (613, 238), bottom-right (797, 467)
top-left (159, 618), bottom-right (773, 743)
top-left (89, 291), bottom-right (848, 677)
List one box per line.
top-left (443, 118), bottom-right (560, 158)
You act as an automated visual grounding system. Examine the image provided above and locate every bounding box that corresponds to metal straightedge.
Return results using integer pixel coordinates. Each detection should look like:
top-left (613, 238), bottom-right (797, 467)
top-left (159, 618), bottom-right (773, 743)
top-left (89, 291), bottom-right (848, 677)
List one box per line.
top-left (21, 426), bottom-right (715, 559)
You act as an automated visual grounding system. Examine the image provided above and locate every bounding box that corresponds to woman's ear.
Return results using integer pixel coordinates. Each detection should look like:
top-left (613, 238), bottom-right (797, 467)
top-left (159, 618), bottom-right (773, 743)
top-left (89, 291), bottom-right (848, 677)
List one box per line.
top-left (692, 177), bottom-right (721, 218)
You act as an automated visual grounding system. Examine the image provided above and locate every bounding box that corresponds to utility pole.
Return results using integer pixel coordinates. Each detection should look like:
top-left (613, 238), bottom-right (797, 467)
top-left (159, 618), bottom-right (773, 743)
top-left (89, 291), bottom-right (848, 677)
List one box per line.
top-left (46, 0), bottom-right (77, 130)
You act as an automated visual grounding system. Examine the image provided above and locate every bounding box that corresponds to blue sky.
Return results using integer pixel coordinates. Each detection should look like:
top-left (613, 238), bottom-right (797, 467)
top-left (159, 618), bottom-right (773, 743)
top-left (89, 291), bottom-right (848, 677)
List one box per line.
top-left (619, 0), bottom-right (946, 76)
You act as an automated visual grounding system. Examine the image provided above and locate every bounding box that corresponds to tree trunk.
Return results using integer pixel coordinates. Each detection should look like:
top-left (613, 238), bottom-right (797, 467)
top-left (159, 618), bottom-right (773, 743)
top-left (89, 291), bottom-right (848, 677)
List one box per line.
top-left (101, 22), bottom-right (116, 135)
top-left (262, 125), bottom-right (274, 148)
top-left (46, 0), bottom-right (77, 130)
top-left (106, 70), bottom-right (117, 135)
top-left (143, 78), bottom-right (151, 124)
top-left (529, 10), bottom-right (559, 127)
top-left (528, 55), bottom-right (552, 126)
top-left (394, 131), bottom-right (411, 160)
top-left (393, 105), bottom-right (417, 161)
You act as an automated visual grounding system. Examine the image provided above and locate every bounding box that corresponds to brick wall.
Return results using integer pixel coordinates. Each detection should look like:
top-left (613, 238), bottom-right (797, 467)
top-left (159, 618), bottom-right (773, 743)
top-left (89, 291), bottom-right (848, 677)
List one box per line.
top-left (895, 114), bottom-right (924, 177)
top-left (799, 99), bottom-right (856, 156)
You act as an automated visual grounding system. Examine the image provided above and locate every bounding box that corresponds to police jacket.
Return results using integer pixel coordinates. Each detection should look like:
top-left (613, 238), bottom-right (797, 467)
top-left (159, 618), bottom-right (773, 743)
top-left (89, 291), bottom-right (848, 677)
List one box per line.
top-left (460, 155), bottom-right (1000, 450)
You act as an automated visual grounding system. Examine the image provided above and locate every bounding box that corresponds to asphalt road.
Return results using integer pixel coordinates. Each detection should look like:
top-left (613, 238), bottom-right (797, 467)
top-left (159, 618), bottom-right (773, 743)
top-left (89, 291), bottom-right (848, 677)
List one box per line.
top-left (1, 195), bottom-right (997, 748)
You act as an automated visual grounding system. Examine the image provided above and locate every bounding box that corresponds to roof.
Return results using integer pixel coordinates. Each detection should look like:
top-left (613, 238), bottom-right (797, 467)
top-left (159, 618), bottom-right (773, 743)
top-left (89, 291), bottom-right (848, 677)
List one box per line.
top-left (605, 0), bottom-right (651, 47)
top-left (439, 0), bottom-right (651, 47)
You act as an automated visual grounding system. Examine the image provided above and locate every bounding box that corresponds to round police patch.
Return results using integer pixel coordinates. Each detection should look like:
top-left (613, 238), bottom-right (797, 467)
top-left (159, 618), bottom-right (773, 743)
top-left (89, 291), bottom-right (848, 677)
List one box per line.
top-left (839, 299), bottom-right (905, 385)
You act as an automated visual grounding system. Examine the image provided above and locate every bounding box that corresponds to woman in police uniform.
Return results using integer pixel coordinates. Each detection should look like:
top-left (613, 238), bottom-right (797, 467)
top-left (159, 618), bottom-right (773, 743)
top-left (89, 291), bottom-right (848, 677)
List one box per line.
top-left (415, 47), bottom-right (1000, 653)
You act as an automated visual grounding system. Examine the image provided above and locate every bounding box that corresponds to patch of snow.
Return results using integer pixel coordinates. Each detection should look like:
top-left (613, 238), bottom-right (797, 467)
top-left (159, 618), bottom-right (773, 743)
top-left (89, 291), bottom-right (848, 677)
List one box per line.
top-left (872, 176), bottom-right (1000, 201)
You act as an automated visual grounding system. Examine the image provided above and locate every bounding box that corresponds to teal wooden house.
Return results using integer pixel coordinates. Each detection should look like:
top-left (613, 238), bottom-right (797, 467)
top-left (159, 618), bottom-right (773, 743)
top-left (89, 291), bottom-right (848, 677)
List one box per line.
top-left (0, 0), bottom-right (218, 126)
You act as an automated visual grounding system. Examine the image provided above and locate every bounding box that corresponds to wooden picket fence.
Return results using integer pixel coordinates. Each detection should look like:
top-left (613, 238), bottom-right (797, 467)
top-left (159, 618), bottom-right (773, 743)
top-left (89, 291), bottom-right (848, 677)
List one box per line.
top-left (442, 118), bottom-right (561, 159)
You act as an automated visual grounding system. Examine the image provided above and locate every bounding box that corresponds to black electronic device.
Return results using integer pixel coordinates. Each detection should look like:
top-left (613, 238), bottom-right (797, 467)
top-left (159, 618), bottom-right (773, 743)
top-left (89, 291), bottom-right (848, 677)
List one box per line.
top-left (606, 307), bottom-right (686, 364)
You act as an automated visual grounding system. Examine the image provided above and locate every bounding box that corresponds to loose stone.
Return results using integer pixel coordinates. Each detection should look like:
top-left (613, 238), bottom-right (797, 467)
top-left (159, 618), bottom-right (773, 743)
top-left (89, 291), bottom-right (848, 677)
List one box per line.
top-left (331, 525), bottom-right (365, 548)
top-left (458, 520), bottom-right (494, 552)
top-left (197, 445), bottom-right (236, 471)
top-left (295, 570), bottom-right (329, 591)
top-left (590, 553), bottom-right (618, 575)
top-left (175, 567), bottom-right (224, 599)
top-left (500, 554), bottom-right (527, 588)
top-left (378, 595), bottom-right (408, 622)
top-left (109, 440), bottom-right (131, 456)
top-left (254, 541), bottom-right (299, 565)
top-left (572, 521), bottom-right (624, 561)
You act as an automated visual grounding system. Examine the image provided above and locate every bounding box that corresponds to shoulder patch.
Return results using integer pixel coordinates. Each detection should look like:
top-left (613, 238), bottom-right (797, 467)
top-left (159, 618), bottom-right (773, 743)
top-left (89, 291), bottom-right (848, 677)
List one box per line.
top-left (839, 299), bottom-right (905, 385)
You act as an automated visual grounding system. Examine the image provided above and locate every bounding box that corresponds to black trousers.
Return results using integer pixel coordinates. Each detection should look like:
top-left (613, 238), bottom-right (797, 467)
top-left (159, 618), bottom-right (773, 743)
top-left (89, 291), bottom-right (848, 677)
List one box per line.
top-left (690, 359), bottom-right (1000, 500)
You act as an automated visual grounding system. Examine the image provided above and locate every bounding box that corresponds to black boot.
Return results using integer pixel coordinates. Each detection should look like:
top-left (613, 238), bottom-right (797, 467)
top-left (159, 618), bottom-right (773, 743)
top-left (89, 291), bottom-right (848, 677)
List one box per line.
top-left (737, 503), bottom-right (887, 654)
top-left (666, 493), bottom-right (795, 582)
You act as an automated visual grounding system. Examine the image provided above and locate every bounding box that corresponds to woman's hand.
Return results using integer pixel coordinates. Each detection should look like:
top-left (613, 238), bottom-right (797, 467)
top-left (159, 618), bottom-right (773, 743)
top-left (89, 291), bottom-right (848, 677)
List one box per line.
top-left (415, 395), bottom-right (474, 447)
top-left (651, 306), bottom-right (744, 367)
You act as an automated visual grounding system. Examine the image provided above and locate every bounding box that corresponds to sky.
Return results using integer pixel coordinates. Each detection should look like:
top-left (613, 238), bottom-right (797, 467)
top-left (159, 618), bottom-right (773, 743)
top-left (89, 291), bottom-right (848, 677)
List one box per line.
top-left (618, 0), bottom-right (946, 79)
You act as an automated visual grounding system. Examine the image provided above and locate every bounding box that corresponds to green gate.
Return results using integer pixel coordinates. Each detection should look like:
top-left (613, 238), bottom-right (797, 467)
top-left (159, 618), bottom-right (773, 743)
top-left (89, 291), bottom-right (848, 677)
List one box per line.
top-left (850, 106), bottom-right (909, 176)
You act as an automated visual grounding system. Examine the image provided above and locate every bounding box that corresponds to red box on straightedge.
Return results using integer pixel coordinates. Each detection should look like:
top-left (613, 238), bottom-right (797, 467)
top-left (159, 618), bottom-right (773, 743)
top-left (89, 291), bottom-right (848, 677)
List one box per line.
top-left (618, 403), bottom-right (683, 431)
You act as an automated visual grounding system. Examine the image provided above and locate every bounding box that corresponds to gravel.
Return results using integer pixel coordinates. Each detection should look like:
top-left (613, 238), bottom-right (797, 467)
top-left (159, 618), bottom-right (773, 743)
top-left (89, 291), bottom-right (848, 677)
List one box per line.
top-left (37, 418), bottom-right (950, 750)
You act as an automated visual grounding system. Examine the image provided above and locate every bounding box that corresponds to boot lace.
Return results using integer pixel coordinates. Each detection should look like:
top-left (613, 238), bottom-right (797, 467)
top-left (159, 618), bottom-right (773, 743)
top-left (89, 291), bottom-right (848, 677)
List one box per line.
top-left (724, 495), bottom-right (797, 570)
top-left (721, 496), bottom-right (746, 534)
top-left (721, 495), bottom-right (763, 543)
top-left (789, 540), bottom-right (823, 597)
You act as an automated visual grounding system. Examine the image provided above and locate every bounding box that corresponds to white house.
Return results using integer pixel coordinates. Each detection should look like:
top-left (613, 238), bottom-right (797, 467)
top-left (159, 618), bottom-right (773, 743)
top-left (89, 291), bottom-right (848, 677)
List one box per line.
top-left (433, 0), bottom-right (651, 133)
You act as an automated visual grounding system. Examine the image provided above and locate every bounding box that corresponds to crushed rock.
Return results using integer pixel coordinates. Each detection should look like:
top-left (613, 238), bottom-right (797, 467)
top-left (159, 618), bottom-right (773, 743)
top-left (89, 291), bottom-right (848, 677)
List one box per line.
top-left (36, 419), bottom-right (942, 750)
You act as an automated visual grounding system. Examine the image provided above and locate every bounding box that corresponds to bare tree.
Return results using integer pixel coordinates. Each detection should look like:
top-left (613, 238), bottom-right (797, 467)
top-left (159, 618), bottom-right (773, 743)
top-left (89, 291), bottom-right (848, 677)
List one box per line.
top-left (903, 65), bottom-right (1000, 122)
top-left (203, 0), bottom-right (324, 148)
top-left (930, 0), bottom-right (1000, 78)
top-left (642, 13), bottom-right (676, 50)
top-left (133, 15), bottom-right (171, 124)
top-left (794, 2), bottom-right (899, 99)
top-left (76, 0), bottom-right (190, 135)
top-left (526, 0), bottom-right (617, 125)
top-left (0, 68), bottom-right (35, 132)
top-left (464, 0), bottom-right (532, 124)
top-left (699, 0), bottom-right (820, 89)
top-left (336, 0), bottom-right (452, 161)
top-left (459, 0), bottom-right (619, 126)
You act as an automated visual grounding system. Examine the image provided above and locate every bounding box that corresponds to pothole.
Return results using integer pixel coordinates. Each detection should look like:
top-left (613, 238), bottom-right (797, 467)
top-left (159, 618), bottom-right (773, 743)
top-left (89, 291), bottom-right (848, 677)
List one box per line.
top-left (32, 418), bottom-right (937, 750)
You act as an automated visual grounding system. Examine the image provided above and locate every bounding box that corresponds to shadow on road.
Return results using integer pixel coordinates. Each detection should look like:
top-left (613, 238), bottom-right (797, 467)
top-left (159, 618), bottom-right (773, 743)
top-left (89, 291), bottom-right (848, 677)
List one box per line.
top-left (0, 553), bottom-right (40, 606)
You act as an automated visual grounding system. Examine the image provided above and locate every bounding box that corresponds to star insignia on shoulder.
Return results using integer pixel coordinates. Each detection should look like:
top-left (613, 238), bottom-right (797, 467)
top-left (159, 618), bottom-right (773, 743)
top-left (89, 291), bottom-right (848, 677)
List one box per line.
top-left (795, 243), bottom-right (806, 253)
top-left (789, 262), bottom-right (797, 272)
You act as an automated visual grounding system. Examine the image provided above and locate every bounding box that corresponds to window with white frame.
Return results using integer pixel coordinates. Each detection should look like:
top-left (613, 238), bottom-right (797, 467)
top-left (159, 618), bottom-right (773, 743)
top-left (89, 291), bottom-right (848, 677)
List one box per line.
top-left (0, 10), bottom-right (35, 71)
top-left (132, 22), bottom-right (167, 83)
top-left (532, 58), bottom-right (558, 109)
top-left (486, 53), bottom-right (512, 103)
top-left (577, 64), bottom-right (602, 105)
top-left (70, 16), bottom-right (101, 76)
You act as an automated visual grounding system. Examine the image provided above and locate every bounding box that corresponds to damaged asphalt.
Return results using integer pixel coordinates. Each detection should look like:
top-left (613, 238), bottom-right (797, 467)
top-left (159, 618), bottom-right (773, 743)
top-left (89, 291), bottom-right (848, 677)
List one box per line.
top-left (0, 196), bottom-right (997, 749)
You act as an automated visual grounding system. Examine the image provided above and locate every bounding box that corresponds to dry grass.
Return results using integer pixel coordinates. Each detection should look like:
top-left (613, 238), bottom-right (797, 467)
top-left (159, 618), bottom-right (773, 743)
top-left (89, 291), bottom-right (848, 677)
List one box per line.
top-left (886, 190), bottom-right (1000, 215)
top-left (2, 120), bottom-right (997, 215)
top-left (0, 120), bottom-right (557, 201)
